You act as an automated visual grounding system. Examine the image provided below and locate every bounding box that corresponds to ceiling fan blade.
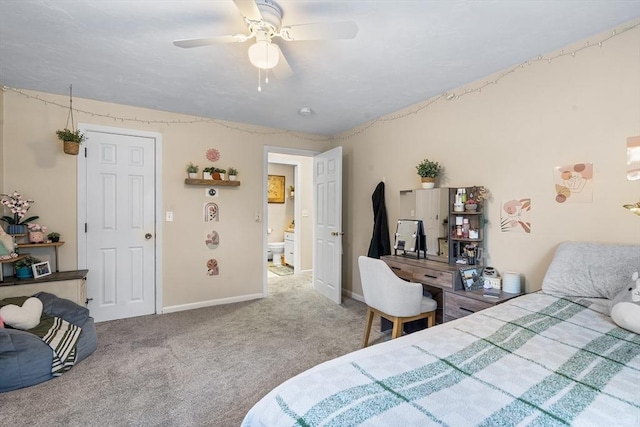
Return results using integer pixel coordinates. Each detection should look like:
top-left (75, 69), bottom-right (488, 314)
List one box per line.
top-left (232, 0), bottom-right (263, 21)
top-left (173, 34), bottom-right (249, 48)
top-left (271, 44), bottom-right (293, 80)
top-left (279, 21), bottom-right (358, 41)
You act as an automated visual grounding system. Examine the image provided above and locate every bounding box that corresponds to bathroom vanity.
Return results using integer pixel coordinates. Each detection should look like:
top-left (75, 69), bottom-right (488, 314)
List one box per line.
top-left (284, 231), bottom-right (295, 267)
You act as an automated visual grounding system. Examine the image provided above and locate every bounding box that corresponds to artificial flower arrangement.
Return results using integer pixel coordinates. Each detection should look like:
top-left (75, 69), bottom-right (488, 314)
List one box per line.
top-left (0, 191), bottom-right (39, 234)
top-left (26, 223), bottom-right (47, 243)
top-left (27, 223), bottom-right (48, 233)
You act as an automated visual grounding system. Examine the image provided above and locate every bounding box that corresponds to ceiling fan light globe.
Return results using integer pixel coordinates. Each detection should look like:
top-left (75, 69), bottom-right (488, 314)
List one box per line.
top-left (248, 41), bottom-right (279, 69)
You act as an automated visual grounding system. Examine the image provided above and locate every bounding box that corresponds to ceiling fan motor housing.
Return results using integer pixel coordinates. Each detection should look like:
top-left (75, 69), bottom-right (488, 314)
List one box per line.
top-left (253, 0), bottom-right (282, 35)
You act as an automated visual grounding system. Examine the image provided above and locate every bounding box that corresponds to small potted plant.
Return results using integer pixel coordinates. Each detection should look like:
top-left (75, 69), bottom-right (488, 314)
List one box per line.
top-left (228, 167), bottom-right (238, 181)
top-left (14, 255), bottom-right (42, 279)
top-left (56, 128), bottom-right (86, 155)
top-left (217, 168), bottom-right (227, 181)
top-left (27, 223), bottom-right (47, 243)
top-left (416, 158), bottom-right (442, 188)
top-left (47, 232), bottom-right (61, 243)
top-left (289, 185), bottom-right (295, 198)
top-left (202, 167), bottom-right (214, 180)
top-left (186, 163), bottom-right (199, 179)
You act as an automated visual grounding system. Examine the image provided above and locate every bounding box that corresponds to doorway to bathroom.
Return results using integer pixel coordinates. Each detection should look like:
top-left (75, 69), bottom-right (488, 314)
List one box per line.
top-left (266, 152), bottom-right (313, 285)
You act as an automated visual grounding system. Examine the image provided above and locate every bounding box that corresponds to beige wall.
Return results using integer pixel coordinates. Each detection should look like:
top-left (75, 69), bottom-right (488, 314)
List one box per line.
top-left (1, 89), bottom-right (329, 309)
top-left (0, 91), bottom-right (4, 193)
top-left (337, 23), bottom-right (640, 297)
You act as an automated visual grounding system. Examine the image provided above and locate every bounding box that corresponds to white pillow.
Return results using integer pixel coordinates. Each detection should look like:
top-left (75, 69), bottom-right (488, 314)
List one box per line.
top-left (610, 272), bottom-right (640, 334)
top-left (0, 297), bottom-right (43, 330)
top-left (542, 241), bottom-right (640, 299)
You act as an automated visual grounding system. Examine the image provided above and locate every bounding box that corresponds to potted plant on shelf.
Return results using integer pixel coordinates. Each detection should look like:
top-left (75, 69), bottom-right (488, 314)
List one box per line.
top-left (47, 232), bottom-right (60, 243)
top-left (202, 167), bottom-right (214, 180)
top-left (416, 158), bottom-right (442, 189)
top-left (228, 167), bottom-right (238, 181)
top-left (465, 186), bottom-right (489, 212)
top-left (186, 163), bottom-right (199, 179)
top-left (0, 191), bottom-right (39, 234)
top-left (56, 128), bottom-right (86, 155)
top-left (27, 223), bottom-right (47, 243)
top-left (14, 255), bottom-right (42, 279)
top-left (217, 168), bottom-right (227, 181)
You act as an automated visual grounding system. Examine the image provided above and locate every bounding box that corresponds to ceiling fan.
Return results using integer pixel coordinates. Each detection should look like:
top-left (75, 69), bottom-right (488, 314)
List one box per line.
top-left (173, 0), bottom-right (358, 83)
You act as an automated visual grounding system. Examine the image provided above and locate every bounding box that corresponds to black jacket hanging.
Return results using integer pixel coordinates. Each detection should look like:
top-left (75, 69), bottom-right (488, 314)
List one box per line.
top-left (367, 181), bottom-right (391, 258)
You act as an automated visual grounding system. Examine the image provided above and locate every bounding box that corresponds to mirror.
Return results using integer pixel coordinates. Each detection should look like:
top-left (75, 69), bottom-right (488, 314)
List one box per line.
top-left (394, 219), bottom-right (426, 258)
top-left (399, 188), bottom-right (449, 262)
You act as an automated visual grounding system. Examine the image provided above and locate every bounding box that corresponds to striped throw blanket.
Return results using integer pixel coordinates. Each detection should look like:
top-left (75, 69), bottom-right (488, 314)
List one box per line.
top-left (40, 316), bottom-right (82, 376)
top-left (243, 292), bottom-right (640, 426)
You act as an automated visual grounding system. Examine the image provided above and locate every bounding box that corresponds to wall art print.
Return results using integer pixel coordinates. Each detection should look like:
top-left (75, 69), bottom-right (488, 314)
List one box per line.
top-left (204, 202), bottom-right (219, 222)
top-left (500, 198), bottom-right (531, 233)
top-left (206, 230), bottom-right (219, 249)
top-left (206, 148), bottom-right (221, 162)
top-left (554, 163), bottom-right (593, 203)
top-left (627, 136), bottom-right (640, 181)
top-left (207, 258), bottom-right (219, 276)
top-left (268, 175), bottom-right (285, 204)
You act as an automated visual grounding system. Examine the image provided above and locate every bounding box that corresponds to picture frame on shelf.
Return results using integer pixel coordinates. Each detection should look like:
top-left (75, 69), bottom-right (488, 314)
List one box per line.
top-left (32, 261), bottom-right (51, 279)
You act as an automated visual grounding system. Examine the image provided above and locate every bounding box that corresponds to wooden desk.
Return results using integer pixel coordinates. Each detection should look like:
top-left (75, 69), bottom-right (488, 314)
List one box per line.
top-left (381, 255), bottom-right (522, 323)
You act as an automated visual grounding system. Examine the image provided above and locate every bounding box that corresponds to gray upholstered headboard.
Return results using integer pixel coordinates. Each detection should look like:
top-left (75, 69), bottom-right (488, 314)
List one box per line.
top-left (542, 241), bottom-right (640, 299)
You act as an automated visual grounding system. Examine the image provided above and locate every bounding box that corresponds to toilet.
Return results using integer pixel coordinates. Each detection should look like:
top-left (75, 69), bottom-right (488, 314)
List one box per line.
top-left (267, 242), bottom-right (285, 261)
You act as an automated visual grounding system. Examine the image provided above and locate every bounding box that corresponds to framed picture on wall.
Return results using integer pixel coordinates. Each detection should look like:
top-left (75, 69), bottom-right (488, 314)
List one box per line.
top-left (268, 175), bottom-right (285, 203)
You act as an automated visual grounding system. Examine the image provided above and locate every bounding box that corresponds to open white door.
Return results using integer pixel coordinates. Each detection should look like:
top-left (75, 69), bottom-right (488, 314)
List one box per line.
top-left (313, 146), bottom-right (343, 304)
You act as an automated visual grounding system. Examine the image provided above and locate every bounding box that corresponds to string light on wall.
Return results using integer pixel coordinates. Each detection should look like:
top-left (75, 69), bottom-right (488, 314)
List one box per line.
top-left (1, 21), bottom-right (637, 142)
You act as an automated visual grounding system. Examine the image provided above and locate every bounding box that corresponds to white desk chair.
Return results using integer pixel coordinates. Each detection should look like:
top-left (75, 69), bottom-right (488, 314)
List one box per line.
top-left (358, 256), bottom-right (437, 347)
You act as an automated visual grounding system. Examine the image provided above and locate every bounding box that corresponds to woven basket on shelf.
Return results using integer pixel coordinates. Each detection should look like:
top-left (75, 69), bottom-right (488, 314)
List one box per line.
top-left (63, 141), bottom-right (80, 155)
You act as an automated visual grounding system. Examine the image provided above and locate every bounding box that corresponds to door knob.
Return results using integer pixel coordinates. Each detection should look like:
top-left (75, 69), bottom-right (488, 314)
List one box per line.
top-left (145, 233), bottom-right (153, 240)
top-left (331, 231), bottom-right (345, 236)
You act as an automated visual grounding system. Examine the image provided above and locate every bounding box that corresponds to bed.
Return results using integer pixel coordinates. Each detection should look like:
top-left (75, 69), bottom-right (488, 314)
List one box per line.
top-left (242, 242), bottom-right (640, 426)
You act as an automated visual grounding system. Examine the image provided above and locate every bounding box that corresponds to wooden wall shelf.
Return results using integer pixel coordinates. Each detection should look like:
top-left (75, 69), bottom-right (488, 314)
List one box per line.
top-left (184, 179), bottom-right (240, 187)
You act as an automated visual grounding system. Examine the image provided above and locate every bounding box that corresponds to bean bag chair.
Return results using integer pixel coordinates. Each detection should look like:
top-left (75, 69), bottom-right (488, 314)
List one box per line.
top-left (0, 292), bottom-right (97, 392)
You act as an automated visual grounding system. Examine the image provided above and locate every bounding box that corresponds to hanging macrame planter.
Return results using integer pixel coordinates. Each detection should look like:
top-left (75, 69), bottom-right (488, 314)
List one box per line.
top-left (56, 84), bottom-right (85, 155)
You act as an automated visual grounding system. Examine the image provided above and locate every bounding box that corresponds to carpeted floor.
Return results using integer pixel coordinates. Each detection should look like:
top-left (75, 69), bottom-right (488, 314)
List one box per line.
top-left (0, 272), bottom-right (386, 426)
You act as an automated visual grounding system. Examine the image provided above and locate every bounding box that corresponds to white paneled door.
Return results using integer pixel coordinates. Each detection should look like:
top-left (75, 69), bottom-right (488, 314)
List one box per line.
top-left (82, 129), bottom-right (157, 322)
top-left (313, 146), bottom-right (343, 304)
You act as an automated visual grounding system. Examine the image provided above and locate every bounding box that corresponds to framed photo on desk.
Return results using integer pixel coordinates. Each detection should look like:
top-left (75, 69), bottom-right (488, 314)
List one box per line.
top-left (460, 266), bottom-right (483, 291)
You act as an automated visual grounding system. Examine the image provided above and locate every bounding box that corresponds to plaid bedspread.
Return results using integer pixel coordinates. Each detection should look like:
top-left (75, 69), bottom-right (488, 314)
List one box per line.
top-left (243, 293), bottom-right (640, 426)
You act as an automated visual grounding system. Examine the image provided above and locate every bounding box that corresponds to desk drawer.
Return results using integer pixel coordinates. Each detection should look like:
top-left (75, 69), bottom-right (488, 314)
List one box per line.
top-left (385, 260), bottom-right (415, 281)
top-left (413, 269), bottom-right (454, 289)
top-left (445, 293), bottom-right (493, 319)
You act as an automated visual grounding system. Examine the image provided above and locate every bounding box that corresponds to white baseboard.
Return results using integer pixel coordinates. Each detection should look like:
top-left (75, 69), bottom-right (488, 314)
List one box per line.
top-left (343, 289), bottom-right (365, 303)
top-left (162, 293), bottom-right (264, 314)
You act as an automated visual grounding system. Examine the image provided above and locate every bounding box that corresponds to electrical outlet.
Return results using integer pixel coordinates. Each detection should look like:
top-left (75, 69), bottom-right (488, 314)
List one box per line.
top-left (255, 211), bottom-right (262, 222)
top-left (166, 211), bottom-right (173, 222)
